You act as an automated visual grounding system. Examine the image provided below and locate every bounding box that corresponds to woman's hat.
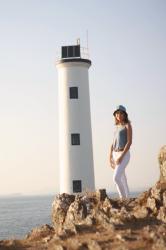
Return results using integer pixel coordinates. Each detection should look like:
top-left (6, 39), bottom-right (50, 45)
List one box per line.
top-left (113, 105), bottom-right (127, 116)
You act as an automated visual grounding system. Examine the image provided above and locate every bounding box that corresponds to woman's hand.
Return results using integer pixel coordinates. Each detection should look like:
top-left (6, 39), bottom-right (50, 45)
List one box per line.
top-left (115, 156), bottom-right (123, 165)
top-left (110, 158), bottom-right (115, 169)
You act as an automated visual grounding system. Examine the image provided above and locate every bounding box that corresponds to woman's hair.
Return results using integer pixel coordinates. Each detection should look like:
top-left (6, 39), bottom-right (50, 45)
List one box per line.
top-left (114, 111), bottom-right (130, 125)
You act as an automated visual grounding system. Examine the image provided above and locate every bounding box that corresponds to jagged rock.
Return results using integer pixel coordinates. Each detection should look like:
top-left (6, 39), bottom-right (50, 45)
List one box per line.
top-left (67, 195), bottom-right (87, 222)
top-left (132, 146), bottom-right (166, 219)
top-left (26, 224), bottom-right (55, 241)
top-left (150, 184), bottom-right (162, 201)
top-left (86, 239), bottom-right (101, 250)
top-left (157, 206), bottom-right (166, 223)
top-left (156, 181), bottom-right (166, 191)
top-left (118, 206), bottom-right (134, 222)
top-left (158, 145), bottom-right (166, 182)
top-left (152, 237), bottom-right (166, 250)
top-left (52, 193), bottom-right (75, 229)
top-left (136, 190), bottom-right (151, 206)
top-left (50, 245), bottom-right (66, 250)
top-left (96, 189), bottom-right (107, 201)
top-left (82, 195), bottom-right (92, 214)
top-left (151, 224), bottom-right (166, 249)
top-left (146, 197), bottom-right (158, 214)
top-left (115, 233), bottom-right (125, 242)
top-left (133, 206), bottom-right (149, 219)
top-left (63, 196), bottom-right (88, 233)
top-left (64, 238), bottom-right (83, 249)
top-left (163, 191), bottom-right (166, 207)
top-left (102, 197), bottom-right (112, 215)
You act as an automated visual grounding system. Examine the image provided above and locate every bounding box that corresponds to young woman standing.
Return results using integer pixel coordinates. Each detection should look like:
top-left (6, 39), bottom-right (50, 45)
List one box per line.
top-left (110, 105), bottom-right (132, 199)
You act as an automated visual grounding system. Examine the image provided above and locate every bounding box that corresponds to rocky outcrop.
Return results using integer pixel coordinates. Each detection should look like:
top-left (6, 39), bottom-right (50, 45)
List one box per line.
top-left (52, 190), bottom-right (136, 234)
top-left (134, 145), bottom-right (166, 223)
top-left (52, 145), bottom-right (166, 231)
top-left (51, 145), bottom-right (166, 249)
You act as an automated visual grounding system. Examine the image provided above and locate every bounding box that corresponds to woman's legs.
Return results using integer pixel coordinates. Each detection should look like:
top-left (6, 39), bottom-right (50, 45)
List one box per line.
top-left (121, 173), bottom-right (129, 198)
top-left (113, 151), bottom-right (130, 198)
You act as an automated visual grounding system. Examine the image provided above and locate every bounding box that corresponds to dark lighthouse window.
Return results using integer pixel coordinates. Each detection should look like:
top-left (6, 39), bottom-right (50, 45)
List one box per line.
top-left (71, 133), bottom-right (80, 145)
top-left (62, 45), bottom-right (80, 58)
top-left (73, 180), bottom-right (82, 193)
top-left (69, 87), bottom-right (78, 99)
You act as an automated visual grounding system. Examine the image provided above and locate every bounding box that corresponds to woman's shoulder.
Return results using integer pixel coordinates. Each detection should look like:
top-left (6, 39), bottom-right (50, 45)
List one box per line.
top-left (125, 122), bottom-right (132, 130)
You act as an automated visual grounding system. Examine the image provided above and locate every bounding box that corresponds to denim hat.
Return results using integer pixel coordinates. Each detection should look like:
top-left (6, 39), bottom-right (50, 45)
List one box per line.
top-left (113, 105), bottom-right (127, 116)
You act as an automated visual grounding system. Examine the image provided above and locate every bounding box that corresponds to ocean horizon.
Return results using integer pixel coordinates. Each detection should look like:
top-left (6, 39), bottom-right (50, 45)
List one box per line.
top-left (0, 191), bottom-right (142, 240)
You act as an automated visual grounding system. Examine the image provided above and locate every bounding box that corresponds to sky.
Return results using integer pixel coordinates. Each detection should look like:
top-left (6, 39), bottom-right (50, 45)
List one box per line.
top-left (0, 0), bottom-right (166, 195)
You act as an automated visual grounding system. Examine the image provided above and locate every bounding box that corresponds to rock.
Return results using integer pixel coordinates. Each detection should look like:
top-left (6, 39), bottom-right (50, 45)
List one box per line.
top-left (0, 239), bottom-right (23, 249)
top-left (115, 233), bottom-right (125, 242)
top-left (64, 238), bottom-right (82, 249)
top-left (102, 197), bottom-right (112, 215)
top-left (86, 239), bottom-right (101, 250)
top-left (26, 224), bottom-right (55, 241)
top-left (96, 189), bottom-right (107, 201)
top-left (150, 184), bottom-right (162, 201)
top-left (50, 245), bottom-right (66, 250)
top-left (52, 193), bottom-right (75, 229)
top-left (152, 237), bottom-right (166, 250)
top-left (82, 195), bottom-right (92, 214)
top-left (67, 195), bottom-right (87, 222)
top-left (157, 206), bottom-right (166, 223)
top-left (136, 190), bottom-right (151, 206)
top-left (158, 145), bottom-right (166, 182)
top-left (146, 197), bottom-right (158, 214)
top-left (133, 206), bottom-right (149, 219)
top-left (84, 215), bottom-right (96, 226)
top-left (163, 191), bottom-right (166, 207)
top-left (156, 181), bottom-right (166, 191)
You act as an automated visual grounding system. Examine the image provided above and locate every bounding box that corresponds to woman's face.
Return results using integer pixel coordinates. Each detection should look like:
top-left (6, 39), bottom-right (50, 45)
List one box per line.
top-left (115, 111), bottom-right (125, 123)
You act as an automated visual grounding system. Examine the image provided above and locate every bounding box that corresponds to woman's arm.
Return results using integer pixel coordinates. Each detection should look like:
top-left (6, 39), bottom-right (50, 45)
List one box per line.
top-left (109, 144), bottom-right (113, 162)
top-left (109, 144), bottom-right (115, 168)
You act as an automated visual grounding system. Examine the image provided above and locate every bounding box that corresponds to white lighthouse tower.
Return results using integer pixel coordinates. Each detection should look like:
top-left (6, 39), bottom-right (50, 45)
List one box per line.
top-left (56, 42), bottom-right (95, 194)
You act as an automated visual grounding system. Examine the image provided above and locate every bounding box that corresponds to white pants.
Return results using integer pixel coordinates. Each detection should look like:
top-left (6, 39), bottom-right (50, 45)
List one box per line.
top-left (112, 150), bottom-right (130, 198)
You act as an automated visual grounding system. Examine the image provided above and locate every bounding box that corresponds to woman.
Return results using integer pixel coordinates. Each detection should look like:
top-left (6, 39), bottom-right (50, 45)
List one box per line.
top-left (110, 105), bottom-right (132, 199)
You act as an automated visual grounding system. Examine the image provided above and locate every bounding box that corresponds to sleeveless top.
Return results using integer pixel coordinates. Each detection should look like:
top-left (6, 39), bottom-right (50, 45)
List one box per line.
top-left (113, 124), bottom-right (127, 150)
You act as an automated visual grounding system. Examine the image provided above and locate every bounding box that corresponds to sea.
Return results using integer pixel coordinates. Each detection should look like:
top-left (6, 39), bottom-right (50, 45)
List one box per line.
top-left (0, 192), bottom-right (141, 240)
top-left (0, 195), bottom-right (55, 240)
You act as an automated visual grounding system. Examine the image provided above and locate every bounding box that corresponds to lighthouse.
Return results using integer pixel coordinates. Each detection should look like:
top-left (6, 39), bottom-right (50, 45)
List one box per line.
top-left (56, 42), bottom-right (95, 194)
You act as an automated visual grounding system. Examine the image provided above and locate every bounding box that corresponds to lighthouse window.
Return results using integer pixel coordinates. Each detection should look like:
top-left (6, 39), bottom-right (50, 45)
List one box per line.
top-left (73, 180), bottom-right (82, 193)
top-left (71, 133), bottom-right (80, 145)
top-left (62, 45), bottom-right (80, 58)
top-left (69, 87), bottom-right (78, 99)
top-left (68, 46), bottom-right (74, 57)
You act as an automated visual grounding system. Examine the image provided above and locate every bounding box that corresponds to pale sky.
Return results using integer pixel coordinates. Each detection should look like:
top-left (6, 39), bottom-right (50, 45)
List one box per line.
top-left (0, 0), bottom-right (166, 195)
